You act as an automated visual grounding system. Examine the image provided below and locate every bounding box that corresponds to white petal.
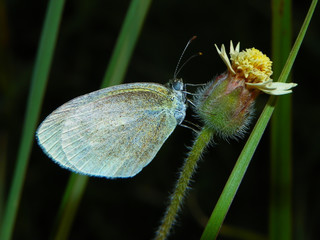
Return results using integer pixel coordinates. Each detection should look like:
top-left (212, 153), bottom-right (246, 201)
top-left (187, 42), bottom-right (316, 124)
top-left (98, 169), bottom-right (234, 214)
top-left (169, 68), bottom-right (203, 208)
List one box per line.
top-left (229, 41), bottom-right (240, 55)
top-left (246, 81), bottom-right (297, 95)
top-left (215, 44), bottom-right (235, 74)
top-left (247, 80), bottom-right (273, 86)
top-left (265, 82), bottom-right (298, 90)
top-left (260, 88), bottom-right (293, 95)
top-left (246, 81), bottom-right (297, 91)
top-left (230, 41), bottom-right (235, 55)
top-left (245, 80), bottom-right (273, 88)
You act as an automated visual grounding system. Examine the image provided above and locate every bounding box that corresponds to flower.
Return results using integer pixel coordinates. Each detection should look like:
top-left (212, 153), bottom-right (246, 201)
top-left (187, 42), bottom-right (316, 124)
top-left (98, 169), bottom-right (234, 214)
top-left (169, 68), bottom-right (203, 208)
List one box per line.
top-left (193, 41), bottom-right (297, 139)
top-left (215, 41), bottom-right (297, 95)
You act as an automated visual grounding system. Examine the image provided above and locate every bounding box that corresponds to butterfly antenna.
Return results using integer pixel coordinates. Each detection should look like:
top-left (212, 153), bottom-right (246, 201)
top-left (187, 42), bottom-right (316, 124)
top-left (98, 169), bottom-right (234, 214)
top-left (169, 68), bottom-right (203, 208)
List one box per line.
top-left (173, 35), bottom-right (197, 79)
top-left (175, 52), bottom-right (203, 78)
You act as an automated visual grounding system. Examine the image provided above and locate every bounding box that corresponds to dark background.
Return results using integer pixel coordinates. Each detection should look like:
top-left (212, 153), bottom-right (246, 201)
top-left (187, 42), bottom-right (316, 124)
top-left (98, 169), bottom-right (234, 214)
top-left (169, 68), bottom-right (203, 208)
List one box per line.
top-left (1, 0), bottom-right (319, 239)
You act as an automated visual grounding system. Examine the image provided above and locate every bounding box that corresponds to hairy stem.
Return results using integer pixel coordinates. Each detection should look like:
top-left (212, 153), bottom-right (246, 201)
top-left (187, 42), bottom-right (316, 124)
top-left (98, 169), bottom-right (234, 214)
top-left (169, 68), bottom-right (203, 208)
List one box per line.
top-left (155, 126), bottom-right (214, 240)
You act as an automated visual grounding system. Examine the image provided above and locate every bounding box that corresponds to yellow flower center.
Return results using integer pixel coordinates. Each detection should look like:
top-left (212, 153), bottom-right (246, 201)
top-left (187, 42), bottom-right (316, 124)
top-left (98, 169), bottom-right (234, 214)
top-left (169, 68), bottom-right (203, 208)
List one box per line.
top-left (230, 48), bottom-right (273, 83)
top-left (215, 42), bottom-right (297, 95)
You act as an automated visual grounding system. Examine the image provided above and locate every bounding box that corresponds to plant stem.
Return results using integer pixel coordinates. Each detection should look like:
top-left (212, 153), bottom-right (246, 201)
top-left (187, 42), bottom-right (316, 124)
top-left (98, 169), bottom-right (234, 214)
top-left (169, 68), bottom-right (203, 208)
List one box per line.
top-left (155, 126), bottom-right (214, 240)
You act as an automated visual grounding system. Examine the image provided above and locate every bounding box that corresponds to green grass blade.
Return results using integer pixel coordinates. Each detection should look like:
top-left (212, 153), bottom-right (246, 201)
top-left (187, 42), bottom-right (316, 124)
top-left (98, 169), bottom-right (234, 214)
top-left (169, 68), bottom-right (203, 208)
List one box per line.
top-left (276, 0), bottom-right (318, 84)
top-left (270, 0), bottom-right (293, 239)
top-left (0, 135), bottom-right (7, 226)
top-left (102, 0), bottom-right (152, 88)
top-left (0, 1), bottom-right (9, 224)
top-left (52, 1), bottom-right (152, 239)
top-left (0, 0), bottom-right (66, 239)
top-left (52, 174), bottom-right (89, 240)
top-left (200, 97), bottom-right (276, 239)
top-left (200, 0), bottom-right (318, 239)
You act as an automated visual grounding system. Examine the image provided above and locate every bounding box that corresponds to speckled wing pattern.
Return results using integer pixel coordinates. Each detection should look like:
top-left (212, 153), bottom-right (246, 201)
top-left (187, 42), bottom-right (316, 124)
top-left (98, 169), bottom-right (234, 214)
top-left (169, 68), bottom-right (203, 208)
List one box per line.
top-left (36, 83), bottom-right (183, 178)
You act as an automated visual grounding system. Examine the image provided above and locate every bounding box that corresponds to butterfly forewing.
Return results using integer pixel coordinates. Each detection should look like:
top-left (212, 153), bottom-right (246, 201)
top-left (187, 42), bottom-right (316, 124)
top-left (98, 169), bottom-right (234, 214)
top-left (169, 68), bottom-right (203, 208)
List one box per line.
top-left (36, 83), bottom-right (182, 178)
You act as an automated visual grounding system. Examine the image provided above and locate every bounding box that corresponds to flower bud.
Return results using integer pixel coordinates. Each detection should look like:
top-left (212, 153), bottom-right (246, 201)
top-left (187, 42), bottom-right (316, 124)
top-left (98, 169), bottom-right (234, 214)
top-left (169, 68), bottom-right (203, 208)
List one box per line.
top-left (194, 70), bottom-right (258, 139)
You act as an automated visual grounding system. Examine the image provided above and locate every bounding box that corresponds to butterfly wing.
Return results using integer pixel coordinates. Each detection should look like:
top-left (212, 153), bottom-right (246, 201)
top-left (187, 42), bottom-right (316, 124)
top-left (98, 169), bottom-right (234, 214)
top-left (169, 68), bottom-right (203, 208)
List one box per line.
top-left (36, 83), bottom-right (182, 178)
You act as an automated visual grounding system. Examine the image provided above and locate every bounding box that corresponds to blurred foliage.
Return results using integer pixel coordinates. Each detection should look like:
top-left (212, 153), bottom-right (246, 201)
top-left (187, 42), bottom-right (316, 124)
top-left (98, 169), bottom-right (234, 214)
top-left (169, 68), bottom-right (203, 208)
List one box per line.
top-left (1, 0), bottom-right (319, 239)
